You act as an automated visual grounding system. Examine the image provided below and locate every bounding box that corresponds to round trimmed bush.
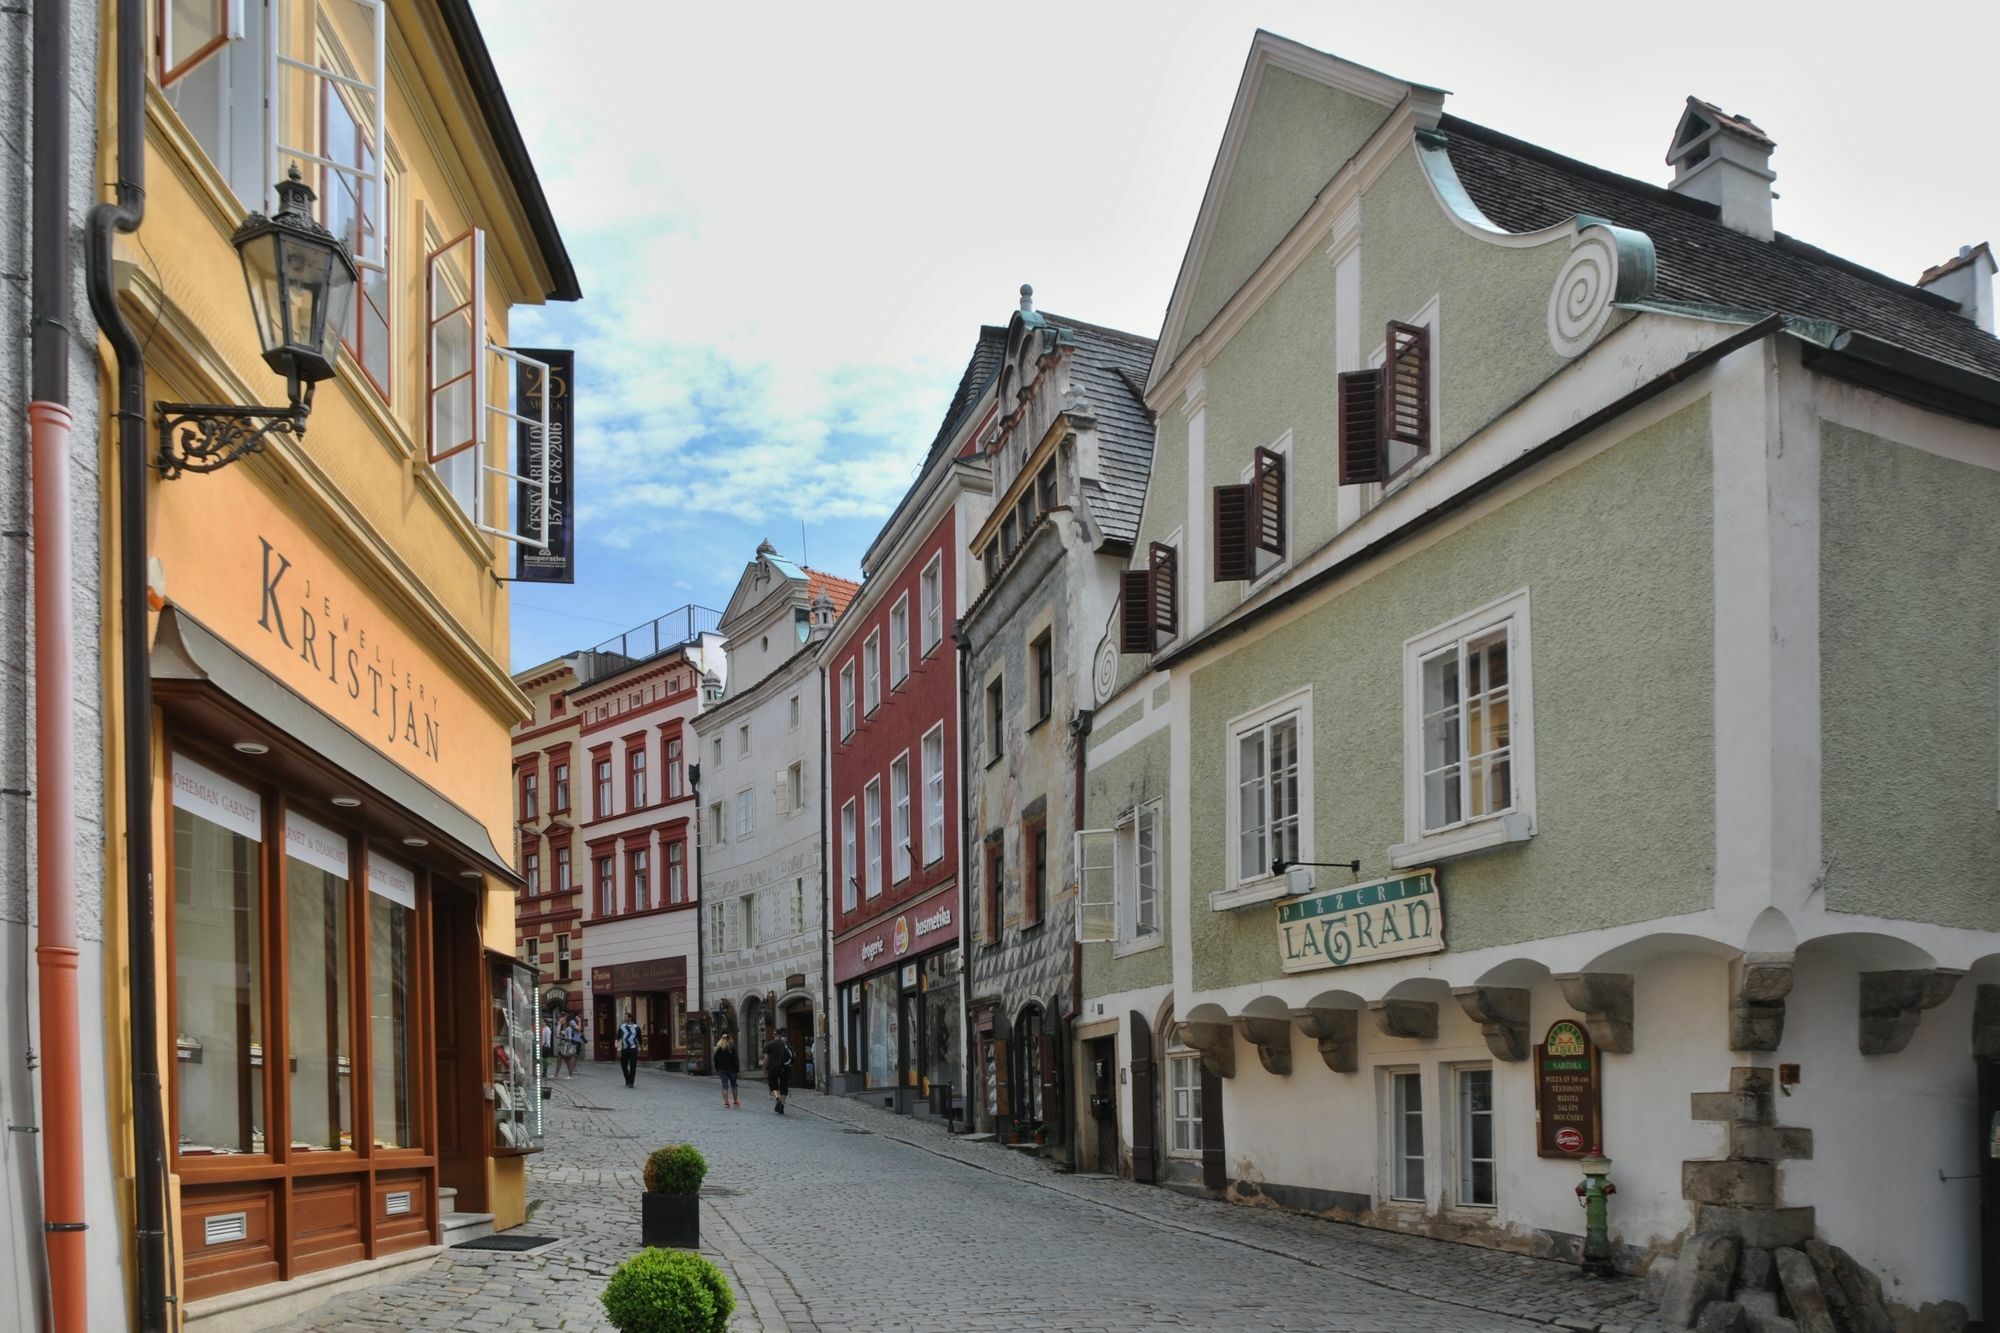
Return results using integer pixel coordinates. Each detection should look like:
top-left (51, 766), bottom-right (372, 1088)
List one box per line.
top-left (643, 1143), bottom-right (708, 1196)
top-left (601, 1248), bottom-right (734, 1333)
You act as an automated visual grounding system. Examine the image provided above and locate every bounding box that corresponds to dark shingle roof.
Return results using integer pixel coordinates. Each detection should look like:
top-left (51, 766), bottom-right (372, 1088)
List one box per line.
top-left (1439, 115), bottom-right (2000, 381)
top-left (1044, 314), bottom-right (1158, 546)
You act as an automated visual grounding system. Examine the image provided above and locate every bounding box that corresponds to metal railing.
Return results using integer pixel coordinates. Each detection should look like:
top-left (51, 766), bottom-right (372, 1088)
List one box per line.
top-left (580, 603), bottom-right (723, 680)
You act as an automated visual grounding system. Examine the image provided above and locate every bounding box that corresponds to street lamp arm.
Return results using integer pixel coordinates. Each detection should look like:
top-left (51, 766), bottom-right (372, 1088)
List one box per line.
top-left (155, 378), bottom-right (314, 479)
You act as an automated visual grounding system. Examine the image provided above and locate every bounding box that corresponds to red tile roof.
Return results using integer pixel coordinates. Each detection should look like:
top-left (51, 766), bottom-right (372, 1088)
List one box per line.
top-left (803, 568), bottom-right (861, 618)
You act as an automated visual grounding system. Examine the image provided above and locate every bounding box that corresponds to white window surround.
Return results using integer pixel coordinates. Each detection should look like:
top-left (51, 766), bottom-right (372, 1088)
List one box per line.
top-left (1453, 1063), bottom-right (1498, 1211)
top-left (1368, 294), bottom-right (1444, 500)
top-left (1240, 430), bottom-right (1293, 593)
top-left (1113, 801), bottom-right (1164, 958)
top-left (1383, 1065), bottom-right (1427, 1206)
top-left (1167, 1046), bottom-right (1202, 1158)
top-left (863, 630), bottom-right (882, 715)
top-left (839, 661), bottom-right (856, 738)
top-left (890, 751), bottom-right (912, 884)
top-left (863, 778), bottom-right (882, 899)
top-left (1390, 588), bottom-right (1536, 869)
top-left (890, 594), bottom-right (910, 687)
top-left (920, 553), bottom-right (944, 655)
top-left (840, 799), bottom-right (858, 912)
top-left (1213, 685), bottom-right (1314, 912)
top-left (920, 723), bottom-right (945, 867)
top-left (736, 787), bottom-right (754, 838)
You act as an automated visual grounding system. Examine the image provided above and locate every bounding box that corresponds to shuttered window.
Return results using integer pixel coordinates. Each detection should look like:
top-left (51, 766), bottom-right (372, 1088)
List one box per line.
top-left (1340, 321), bottom-right (1432, 486)
top-left (1120, 543), bottom-right (1180, 654)
top-left (1212, 483), bottom-right (1254, 582)
top-left (1252, 447), bottom-right (1286, 558)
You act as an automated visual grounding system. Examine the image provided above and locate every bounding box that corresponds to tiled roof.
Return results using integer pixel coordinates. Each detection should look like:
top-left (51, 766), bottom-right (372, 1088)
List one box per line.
top-left (1439, 115), bottom-right (2000, 381)
top-left (803, 568), bottom-right (861, 618)
top-left (1043, 313), bottom-right (1159, 546)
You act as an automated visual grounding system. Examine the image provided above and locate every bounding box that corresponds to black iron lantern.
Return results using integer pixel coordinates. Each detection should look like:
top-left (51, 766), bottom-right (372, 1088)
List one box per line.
top-left (234, 167), bottom-right (358, 387)
top-left (155, 166), bottom-right (360, 478)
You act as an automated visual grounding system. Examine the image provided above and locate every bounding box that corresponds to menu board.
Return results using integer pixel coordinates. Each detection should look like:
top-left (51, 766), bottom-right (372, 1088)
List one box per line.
top-left (490, 957), bottom-right (545, 1153)
top-left (1534, 1019), bottom-right (1602, 1157)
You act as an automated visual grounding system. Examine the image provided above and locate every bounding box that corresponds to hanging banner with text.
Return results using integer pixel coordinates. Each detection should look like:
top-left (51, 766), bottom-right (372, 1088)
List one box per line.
top-left (513, 347), bottom-right (575, 583)
top-left (1535, 1019), bottom-right (1603, 1157)
top-left (1275, 868), bottom-right (1443, 973)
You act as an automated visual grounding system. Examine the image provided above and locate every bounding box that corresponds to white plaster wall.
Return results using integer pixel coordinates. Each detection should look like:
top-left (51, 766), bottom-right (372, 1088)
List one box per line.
top-left (1215, 955), bottom-right (1732, 1259)
top-left (1777, 951), bottom-right (1984, 1319)
top-left (584, 912), bottom-right (700, 1015)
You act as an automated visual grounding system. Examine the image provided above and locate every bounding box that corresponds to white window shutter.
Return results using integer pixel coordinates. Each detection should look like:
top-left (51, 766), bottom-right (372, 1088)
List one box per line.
top-left (479, 342), bottom-right (554, 548)
top-left (1075, 829), bottom-right (1116, 943)
top-left (773, 768), bottom-right (789, 815)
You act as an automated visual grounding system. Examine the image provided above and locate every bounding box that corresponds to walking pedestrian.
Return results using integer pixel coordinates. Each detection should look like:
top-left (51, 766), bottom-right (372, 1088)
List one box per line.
top-left (713, 1034), bottom-right (742, 1108)
top-left (763, 1030), bottom-right (794, 1114)
top-left (617, 1010), bottom-right (642, 1087)
top-left (560, 1014), bottom-right (583, 1078)
top-left (540, 1012), bottom-right (556, 1081)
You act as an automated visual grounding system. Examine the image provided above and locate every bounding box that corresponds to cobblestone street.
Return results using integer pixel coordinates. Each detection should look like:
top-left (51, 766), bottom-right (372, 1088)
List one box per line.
top-left (298, 1061), bottom-right (1666, 1332)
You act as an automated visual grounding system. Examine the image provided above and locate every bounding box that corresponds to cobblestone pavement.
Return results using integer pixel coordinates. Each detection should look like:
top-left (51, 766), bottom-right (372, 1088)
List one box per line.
top-left (298, 1061), bottom-right (1667, 1332)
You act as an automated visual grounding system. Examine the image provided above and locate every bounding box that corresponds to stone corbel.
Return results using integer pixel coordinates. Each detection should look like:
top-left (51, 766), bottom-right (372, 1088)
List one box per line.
top-left (1555, 972), bottom-right (1635, 1053)
top-left (1973, 985), bottom-right (2000, 1062)
top-left (1234, 1017), bottom-right (1293, 1077)
top-left (1452, 987), bottom-right (1530, 1062)
top-left (1729, 954), bottom-right (1794, 1052)
top-left (1367, 999), bottom-right (1438, 1040)
top-left (1175, 1020), bottom-right (1236, 1079)
top-left (1292, 1008), bottom-right (1358, 1073)
top-left (1858, 969), bottom-right (1964, 1056)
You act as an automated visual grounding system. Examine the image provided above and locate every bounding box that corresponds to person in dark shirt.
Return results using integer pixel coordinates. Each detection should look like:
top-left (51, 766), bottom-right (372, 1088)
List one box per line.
top-left (713, 1035), bottom-right (742, 1109)
top-left (763, 1033), bottom-right (794, 1114)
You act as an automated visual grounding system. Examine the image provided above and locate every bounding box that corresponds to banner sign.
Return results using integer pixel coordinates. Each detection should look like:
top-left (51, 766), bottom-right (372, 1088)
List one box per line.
top-left (1275, 869), bottom-right (1443, 973)
top-left (513, 347), bottom-right (574, 583)
top-left (1535, 1019), bottom-right (1603, 1157)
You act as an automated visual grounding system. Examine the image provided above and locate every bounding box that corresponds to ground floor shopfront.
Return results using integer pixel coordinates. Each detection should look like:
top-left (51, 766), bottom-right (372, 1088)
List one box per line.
top-left (149, 606), bottom-right (539, 1312)
top-left (587, 954), bottom-right (690, 1063)
top-left (832, 883), bottom-right (961, 1115)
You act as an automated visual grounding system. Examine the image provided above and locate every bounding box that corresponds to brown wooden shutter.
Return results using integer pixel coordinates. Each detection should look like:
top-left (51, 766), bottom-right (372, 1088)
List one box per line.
top-left (1129, 1011), bottom-right (1157, 1183)
top-left (1200, 1064), bottom-right (1228, 1191)
top-left (1039, 1031), bottom-right (1062, 1133)
top-left (1337, 369), bottom-right (1384, 485)
top-left (1252, 447), bottom-right (1286, 557)
top-left (992, 1036), bottom-right (1010, 1118)
top-left (1384, 320), bottom-right (1430, 452)
top-left (1148, 543), bottom-right (1177, 640)
top-left (1211, 484), bottom-right (1254, 581)
top-left (1119, 569), bottom-right (1152, 654)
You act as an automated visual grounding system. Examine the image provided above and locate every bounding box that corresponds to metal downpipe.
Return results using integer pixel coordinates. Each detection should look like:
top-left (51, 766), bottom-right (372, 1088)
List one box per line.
top-left (82, 0), bottom-right (168, 1323)
top-left (29, 0), bottom-right (87, 1321)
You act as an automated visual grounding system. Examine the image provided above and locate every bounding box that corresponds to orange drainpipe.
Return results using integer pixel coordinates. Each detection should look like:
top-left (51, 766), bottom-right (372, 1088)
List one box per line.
top-left (29, 399), bottom-right (87, 1331)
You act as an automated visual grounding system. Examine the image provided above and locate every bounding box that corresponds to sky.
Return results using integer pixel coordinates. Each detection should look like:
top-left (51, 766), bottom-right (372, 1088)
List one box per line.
top-left (481, 0), bottom-right (2000, 671)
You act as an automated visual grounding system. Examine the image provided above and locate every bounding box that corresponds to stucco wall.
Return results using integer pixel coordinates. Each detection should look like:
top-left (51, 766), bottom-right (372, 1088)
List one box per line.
top-left (1178, 68), bottom-right (1389, 362)
top-left (1187, 398), bottom-right (1716, 992)
top-left (1081, 721), bottom-right (1174, 1000)
top-left (1819, 421), bottom-right (2000, 929)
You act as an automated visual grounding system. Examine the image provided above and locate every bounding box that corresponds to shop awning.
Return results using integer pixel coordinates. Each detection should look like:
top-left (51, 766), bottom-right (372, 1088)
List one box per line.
top-left (152, 606), bottom-right (523, 887)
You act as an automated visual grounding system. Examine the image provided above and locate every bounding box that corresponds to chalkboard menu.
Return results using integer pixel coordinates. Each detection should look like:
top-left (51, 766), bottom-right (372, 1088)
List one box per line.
top-left (1535, 1019), bottom-right (1602, 1158)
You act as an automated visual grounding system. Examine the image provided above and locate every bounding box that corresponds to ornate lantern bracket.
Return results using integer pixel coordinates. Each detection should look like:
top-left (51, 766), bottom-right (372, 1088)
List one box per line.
top-left (155, 377), bottom-right (315, 479)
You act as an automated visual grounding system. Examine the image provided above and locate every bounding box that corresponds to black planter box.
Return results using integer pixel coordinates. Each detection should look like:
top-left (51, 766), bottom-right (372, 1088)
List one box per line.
top-left (641, 1192), bottom-right (699, 1248)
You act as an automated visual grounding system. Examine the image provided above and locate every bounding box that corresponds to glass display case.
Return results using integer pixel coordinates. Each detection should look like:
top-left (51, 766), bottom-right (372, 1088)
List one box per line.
top-left (489, 955), bottom-right (544, 1153)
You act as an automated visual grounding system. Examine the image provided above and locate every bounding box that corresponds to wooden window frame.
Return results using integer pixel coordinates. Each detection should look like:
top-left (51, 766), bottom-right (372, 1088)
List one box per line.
top-left (1032, 631), bottom-right (1053, 725)
top-left (920, 552), bottom-right (944, 656)
top-left (1022, 816), bottom-right (1047, 929)
top-left (594, 856), bottom-right (615, 917)
top-left (982, 836), bottom-right (1004, 945)
top-left (627, 846), bottom-right (651, 913)
top-left (627, 745), bottom-right (647, 808)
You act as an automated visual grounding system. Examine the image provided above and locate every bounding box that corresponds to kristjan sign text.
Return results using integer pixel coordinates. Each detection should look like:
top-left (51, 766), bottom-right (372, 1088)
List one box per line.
top-left (1275, 869), bottom-right (1443, 973)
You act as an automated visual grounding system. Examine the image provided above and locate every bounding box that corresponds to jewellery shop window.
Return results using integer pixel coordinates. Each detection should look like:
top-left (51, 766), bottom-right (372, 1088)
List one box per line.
top-left (169, 748), bottom-right (427, 1161)
top-left (489, 954), bottom-right (545, 1153)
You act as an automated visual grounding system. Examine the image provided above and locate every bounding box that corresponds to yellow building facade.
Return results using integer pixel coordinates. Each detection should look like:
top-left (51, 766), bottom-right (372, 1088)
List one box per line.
top-left (96, 0), bottom-right (576, 1320)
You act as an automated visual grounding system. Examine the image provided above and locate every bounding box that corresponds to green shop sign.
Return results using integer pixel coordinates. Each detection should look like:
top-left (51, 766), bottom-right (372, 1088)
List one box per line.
top-left (1274, 869), bottom-right (1444, 974)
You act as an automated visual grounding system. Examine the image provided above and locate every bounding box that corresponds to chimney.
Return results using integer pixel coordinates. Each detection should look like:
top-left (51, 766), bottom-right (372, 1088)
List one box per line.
top-left (807, 589), bottom-right (837, 643)
top-left (1666, 97), bottom-right (1776, 241)
top-left (1917, 243), bottom-right (1996, 335)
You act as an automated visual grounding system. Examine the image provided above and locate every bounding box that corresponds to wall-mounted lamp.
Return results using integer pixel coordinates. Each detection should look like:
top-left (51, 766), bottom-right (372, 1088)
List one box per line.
top-left (1272, 858), bottom-right (1363, 895)
top-left (155, 168), bottom-right (357, 478)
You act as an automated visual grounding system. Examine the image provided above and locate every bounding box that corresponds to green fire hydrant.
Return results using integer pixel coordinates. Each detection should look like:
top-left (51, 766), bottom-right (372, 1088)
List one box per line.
top-left (1574, 1150), bottom-right (1617, 1278)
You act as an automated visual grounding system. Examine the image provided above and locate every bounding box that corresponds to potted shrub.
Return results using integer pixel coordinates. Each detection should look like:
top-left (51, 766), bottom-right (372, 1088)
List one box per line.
top-left (601, 1247), bottom-right (734, 1333)
top-left (641, 1144), bottom-right (707, 1248)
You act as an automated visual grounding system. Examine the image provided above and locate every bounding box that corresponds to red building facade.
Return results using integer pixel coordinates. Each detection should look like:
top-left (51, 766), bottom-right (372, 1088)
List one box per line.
top-left (826, 330), bottom-right (1000, 1111)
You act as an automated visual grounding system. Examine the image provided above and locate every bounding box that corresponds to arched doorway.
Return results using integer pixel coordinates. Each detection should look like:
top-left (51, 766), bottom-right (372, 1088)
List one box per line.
top-left (742, 995), bottom-right (765, 1069)
top-left (780, 996), bottom-right (814, 1089)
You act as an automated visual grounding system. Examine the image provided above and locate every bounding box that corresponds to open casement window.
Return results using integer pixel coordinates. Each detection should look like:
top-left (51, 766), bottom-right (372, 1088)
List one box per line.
top-left (273, 1), bottom-right (386, 265)
top-left (160, 0), bottom-right (239, 86)
top-left (1339, 321), bottom-right (1432, 485)
top-left (425, 229), bottom-right (554, 549)
top-left (1075, 828), bottom-right (1116, 943)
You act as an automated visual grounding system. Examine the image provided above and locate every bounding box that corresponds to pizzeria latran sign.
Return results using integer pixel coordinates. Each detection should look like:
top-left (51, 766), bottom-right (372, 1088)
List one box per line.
top-left (1275, 869), bottom-right (1443, 973)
